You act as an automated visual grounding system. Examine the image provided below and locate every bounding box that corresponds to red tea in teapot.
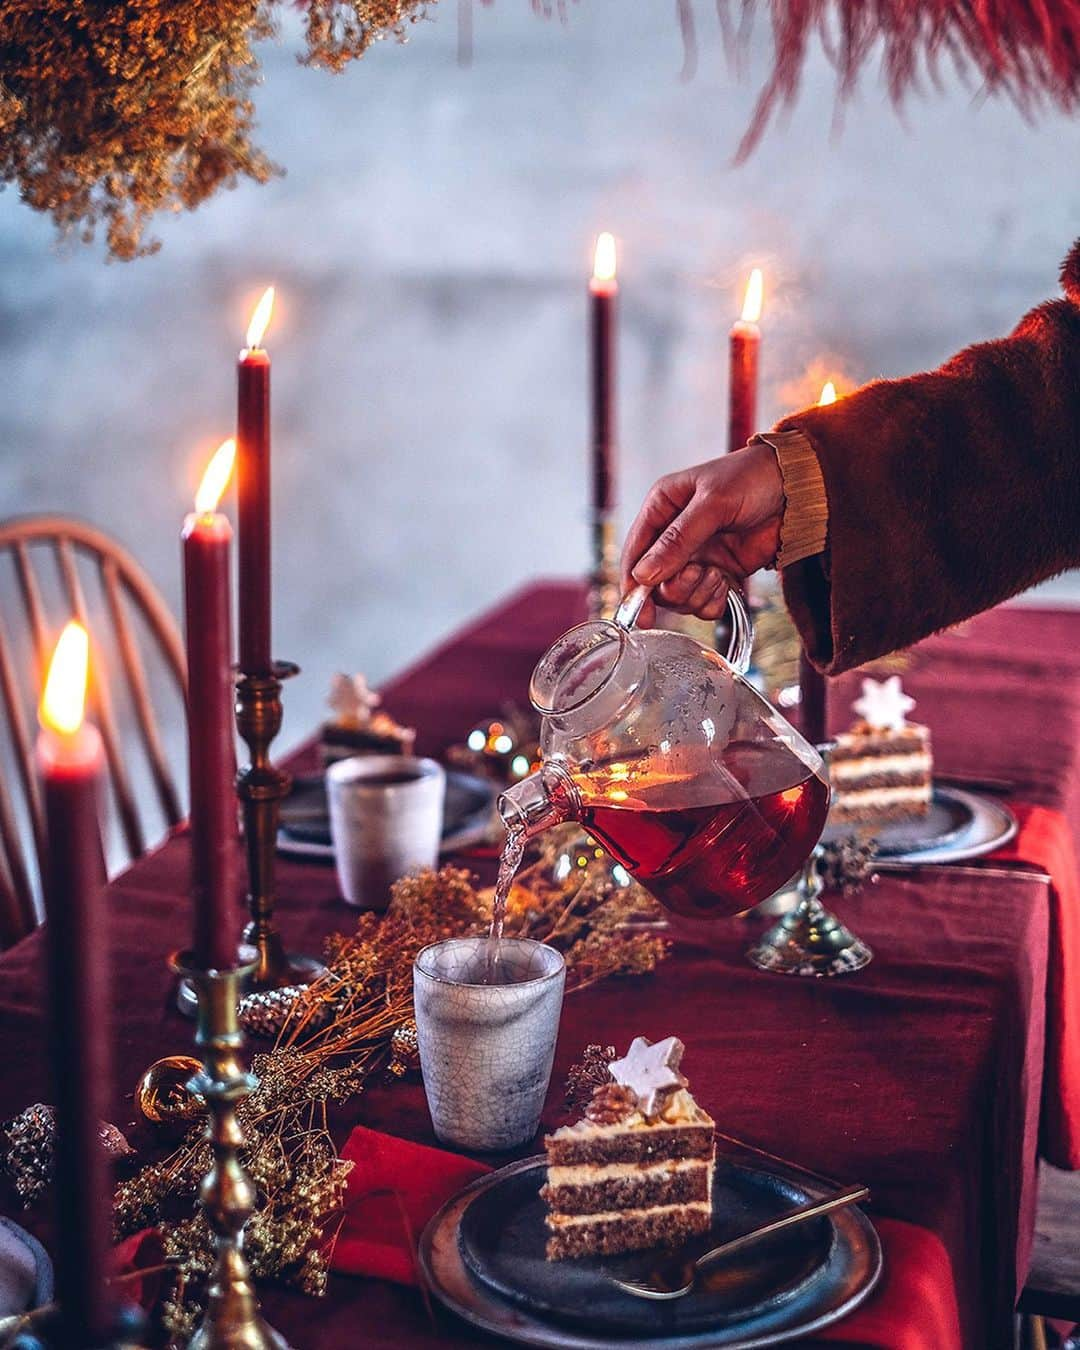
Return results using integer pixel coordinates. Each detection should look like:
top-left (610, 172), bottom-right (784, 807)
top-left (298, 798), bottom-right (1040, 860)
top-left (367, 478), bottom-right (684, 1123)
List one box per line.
top-left (577, 743), bottom-right (829, 918)
top-left (498, 586), bottom-right (830, 927)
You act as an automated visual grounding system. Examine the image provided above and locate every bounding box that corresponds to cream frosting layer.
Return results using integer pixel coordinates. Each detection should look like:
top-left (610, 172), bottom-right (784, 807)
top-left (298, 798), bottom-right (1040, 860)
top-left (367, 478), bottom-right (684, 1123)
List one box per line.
top-left (548, 1088), bottom-right (712, 1140)
top-left (831, 752), bottom-right (932, 781)
top-left (547, 1200), bottom-right (712, 1229)
top-left (834, 725), bottom-right (929, 748)
top-left (833, 784), bottom-right (932, 808)
top-left (547, 1158), bottom-right (708, 1186)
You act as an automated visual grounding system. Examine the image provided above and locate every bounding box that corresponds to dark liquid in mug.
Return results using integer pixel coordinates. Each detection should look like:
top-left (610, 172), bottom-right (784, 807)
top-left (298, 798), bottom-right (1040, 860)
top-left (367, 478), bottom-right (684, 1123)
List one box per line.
top-left (356, 770), bottom-right (427, 787)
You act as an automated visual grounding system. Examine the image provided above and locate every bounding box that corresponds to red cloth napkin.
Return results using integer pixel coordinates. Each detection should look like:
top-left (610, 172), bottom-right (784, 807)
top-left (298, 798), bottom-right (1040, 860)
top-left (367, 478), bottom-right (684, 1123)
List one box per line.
top-left (815, 1218), bottom-right (961, 1350)
top-left (994, 802), bottom-right (1080, 1168)
top-left (331, 1125), bottom-right (490, 1285)
top-left (111, 1228), bottom-right (168, 1312)
top-left (329, 1126), bottom-right (962, 1349)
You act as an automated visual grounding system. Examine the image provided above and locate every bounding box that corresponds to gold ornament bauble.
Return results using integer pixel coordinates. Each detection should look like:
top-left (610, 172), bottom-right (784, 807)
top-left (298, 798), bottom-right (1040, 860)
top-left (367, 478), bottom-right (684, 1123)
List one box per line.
top-left (135, 1056), bottom-right (205, 1135)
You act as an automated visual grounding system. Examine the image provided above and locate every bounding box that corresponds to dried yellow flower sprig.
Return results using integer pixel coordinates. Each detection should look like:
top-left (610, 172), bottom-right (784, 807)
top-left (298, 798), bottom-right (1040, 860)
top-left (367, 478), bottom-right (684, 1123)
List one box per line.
top-left (0, 1), bottom-right (430, 257)
top-left (112, 852), bottom-right (666, 1343)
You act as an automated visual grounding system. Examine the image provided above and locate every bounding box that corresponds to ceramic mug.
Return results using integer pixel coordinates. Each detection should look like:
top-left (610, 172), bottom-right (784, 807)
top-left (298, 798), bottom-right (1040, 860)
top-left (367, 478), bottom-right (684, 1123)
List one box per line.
top-left (413, 937), bottom-right (566, 1151)
top-left (326, 754), bottom-right (446, 909)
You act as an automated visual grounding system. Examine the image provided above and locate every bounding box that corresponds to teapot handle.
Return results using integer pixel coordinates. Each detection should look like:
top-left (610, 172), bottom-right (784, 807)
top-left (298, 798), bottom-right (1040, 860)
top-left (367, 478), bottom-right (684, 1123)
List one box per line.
top-left (615, 582), bottom-right (754, 676)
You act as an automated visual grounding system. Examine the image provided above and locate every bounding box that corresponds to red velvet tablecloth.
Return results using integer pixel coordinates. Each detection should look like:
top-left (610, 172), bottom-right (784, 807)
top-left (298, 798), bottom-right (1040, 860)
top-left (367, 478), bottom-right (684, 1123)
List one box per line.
top-left (831, 605), bottom-right (1080, 1171)
top-left (0, 581), bottom-right (1077, 1350)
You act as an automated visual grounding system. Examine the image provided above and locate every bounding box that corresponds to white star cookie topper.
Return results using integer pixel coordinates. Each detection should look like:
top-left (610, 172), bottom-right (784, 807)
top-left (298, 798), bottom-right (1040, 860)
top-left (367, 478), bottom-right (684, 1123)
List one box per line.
top-left (327, 672), bottom-right (382, 728)
top-left (852, 676), bottom-right (915, 732)
top-left (609, 1036), bottom-right (688, 1116)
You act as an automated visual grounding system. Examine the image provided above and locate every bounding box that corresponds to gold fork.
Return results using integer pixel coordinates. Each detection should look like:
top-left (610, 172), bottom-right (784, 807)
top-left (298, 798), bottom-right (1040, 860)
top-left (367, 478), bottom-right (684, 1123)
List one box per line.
top-left (608, 1183), bottom-right (870, 1301)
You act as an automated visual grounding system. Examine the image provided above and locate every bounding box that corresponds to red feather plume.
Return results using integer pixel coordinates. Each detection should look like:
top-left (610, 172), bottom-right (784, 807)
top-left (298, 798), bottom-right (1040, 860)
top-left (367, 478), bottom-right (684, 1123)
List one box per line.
top-left (723, 0), bottom-right (1080, 159)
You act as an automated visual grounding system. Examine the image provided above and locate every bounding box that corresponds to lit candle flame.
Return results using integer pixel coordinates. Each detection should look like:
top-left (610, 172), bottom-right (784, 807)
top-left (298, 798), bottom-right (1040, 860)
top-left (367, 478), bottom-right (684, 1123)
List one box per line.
top-left (245, 286), bottom-right (275, 350)
top-left (41, 622), bottom-right (89, 736)
top-left (740, 268), bottom-right (763, 324)
top-left (593, 232), bottom-right (617, 285)
top-left (195, 438), bottom-right (236, 514)
top-left (818, 380), bottom-right (838, 406)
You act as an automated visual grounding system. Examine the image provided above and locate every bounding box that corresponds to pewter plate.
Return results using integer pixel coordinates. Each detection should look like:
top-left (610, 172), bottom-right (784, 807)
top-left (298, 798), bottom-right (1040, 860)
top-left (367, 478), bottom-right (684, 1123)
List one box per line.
top-left (824, 786), bottom-right (973, 857)
top-left (276, 770), bottom-right (494, 860)
top-left (881, 787), bottom-right (1017, 864)
top-left (419, 1156), bottom-right (882, 1349)
top-left (824, 785), bottom-right (1016, 865)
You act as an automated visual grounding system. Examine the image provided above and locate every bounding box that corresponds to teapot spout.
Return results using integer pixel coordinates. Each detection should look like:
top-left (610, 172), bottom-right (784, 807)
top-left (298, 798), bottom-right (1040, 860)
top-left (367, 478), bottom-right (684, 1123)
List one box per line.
top-left (497, 763), bottom-right (579, 840)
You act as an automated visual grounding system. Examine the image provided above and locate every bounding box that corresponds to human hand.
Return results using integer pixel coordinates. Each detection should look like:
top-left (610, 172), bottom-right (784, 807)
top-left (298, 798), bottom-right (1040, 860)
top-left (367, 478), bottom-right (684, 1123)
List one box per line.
top-left (620, 442), bottom-right (783, 626)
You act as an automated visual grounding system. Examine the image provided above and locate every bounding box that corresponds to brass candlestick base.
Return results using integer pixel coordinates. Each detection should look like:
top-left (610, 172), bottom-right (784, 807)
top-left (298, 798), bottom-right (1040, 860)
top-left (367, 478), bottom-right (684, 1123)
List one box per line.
top-left (588, 514), bottom-right (619, 621)
top-left (171, 951), bottom-right (292, 1350)
top-left (235, 661), bottom-right (325, 994)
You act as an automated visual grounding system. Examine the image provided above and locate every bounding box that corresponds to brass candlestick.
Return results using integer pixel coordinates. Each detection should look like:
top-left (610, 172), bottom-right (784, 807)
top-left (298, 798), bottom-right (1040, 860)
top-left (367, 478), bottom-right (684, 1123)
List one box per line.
top-left (171, 950), bottom-right (291, 1350)
top-left (235, 661), bottom-right (324, 992)
top-left (588, 513), bottom-right (619, 621)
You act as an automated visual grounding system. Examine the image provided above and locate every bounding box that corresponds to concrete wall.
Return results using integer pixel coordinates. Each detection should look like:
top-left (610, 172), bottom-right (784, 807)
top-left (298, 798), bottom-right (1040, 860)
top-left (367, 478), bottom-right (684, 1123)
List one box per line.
top-left (3, 1), bottom-right (1079, 772)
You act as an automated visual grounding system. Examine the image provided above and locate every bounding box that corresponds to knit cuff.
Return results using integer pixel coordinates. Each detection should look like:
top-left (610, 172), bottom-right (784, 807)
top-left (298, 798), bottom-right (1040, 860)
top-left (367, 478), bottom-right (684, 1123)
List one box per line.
top-left (751, 429), bottom-right (829, 567)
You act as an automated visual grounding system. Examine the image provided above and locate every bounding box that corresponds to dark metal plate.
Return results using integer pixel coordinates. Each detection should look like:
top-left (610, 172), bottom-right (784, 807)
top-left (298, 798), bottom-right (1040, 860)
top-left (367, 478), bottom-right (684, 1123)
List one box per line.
top-left (419, 1156), bottom-right (882, 1349)
top-left (277, 769), bottom-right (494, 859)
top-left (460, 1158), bottom-right (831, 1335)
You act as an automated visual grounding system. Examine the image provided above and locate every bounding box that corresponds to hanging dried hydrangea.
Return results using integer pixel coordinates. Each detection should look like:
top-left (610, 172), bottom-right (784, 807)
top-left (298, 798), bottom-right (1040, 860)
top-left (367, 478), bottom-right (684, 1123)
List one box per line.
top-left (0, 1), bottom-right (430, 258)
top-left (301, 0), bottom-right (430, 71)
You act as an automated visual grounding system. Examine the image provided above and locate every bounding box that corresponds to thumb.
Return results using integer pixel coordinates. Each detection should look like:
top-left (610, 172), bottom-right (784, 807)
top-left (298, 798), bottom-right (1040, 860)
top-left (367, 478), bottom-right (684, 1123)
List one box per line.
top-left (632, 492), bottom-right (722, 586)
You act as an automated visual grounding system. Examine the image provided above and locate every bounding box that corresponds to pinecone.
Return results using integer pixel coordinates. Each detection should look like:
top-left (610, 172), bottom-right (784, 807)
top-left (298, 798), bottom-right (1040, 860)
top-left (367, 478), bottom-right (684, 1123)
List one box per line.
top-left (818, 838), bottom-right (879, 896)
top-left (2, 1103), bottom-right (54, 1206)
top-left (584, 1082), bottom-right (637, 1126)
top-left (238, 985), bottom-right (331, 1039)
top-left (386, 1019), bottom-right (420, 1079)
top-left (2, 1104), bottom-right (134, 1207)
top-left (564, 1044), bottom-right (616, 1109)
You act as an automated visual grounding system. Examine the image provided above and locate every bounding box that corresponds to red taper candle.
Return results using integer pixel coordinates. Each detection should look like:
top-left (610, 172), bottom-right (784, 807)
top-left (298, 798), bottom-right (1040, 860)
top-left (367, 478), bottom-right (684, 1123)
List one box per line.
top-left (36, 622), bottom-right (115, 1348)
top-left (797, 381), bottom-right (837, 745)
top-left (183, 438), bottom-right (239, 971)
top-left (590, 233), bottom-right (618, 517)
top-left (728, 268), bottom-right (763, 453)
top-left (799, 649), bottom-right (827, 746)
top-left (237, 286), bottom-right (274, 675)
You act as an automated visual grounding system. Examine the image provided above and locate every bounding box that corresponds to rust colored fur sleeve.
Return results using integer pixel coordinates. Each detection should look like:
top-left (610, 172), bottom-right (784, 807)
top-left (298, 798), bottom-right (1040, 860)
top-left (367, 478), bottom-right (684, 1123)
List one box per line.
top-left (779, 239), bottom-right (1080, 674)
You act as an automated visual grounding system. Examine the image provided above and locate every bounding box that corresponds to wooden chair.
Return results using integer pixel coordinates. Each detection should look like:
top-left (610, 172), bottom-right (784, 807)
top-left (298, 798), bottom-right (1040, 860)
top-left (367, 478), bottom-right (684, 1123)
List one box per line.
top-left (0, 516), bottom-right (187, 947)
top-left (1020, 1163), bottom-right (1080, 1349)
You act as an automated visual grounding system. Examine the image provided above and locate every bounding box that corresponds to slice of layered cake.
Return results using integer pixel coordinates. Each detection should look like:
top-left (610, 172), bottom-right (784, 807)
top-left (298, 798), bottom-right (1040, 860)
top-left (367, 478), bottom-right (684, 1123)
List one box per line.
top-left (542, 1036), bottom-right (715, 1260)
top-left (830, 676), bottom-right (933, 826)
top-left (320, 672), bottom-right (415, 763)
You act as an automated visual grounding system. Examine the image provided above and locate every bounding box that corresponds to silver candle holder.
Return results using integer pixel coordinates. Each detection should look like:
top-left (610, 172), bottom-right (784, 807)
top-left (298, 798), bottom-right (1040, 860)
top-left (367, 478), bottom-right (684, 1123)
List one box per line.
top-left (747, 743), bottom-right (875, 978)
top-left (746, 843), bottom-right (874, 977)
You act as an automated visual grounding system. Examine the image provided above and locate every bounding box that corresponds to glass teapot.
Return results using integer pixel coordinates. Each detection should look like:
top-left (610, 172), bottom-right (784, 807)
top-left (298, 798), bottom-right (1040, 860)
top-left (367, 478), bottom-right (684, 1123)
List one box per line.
top-left (497, 585), bottom-right (829, 920)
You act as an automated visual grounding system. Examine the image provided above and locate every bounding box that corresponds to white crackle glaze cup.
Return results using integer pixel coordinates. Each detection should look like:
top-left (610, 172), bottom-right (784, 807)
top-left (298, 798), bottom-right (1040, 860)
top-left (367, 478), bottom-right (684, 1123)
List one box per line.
top-left (413, 937), bottom-right (566, 1151)
top-left (327, 754), bottom-right (446, 910)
